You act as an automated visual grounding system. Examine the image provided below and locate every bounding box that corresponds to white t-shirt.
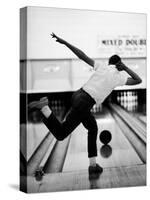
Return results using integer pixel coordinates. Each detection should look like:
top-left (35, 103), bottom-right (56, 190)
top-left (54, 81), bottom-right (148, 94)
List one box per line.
top-left (83, 62), bottom-right (128, 104)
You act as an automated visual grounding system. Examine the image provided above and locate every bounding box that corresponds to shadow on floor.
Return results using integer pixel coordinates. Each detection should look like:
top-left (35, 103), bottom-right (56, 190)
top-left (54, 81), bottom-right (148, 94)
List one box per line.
top-left (9, 184), bottom-right (19, 191)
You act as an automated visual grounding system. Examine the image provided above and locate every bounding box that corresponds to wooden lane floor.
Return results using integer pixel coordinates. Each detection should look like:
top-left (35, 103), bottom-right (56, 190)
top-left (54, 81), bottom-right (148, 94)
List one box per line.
top-left (25, 164), bottom-right (146, 193)
top-left (23, 107), bottom-right (146, 193)
top-left (62, 108), bottom-right (143, 172)
top-left (131, 112), bottom-right (146, 125)
top-left (20, 123), bottom-right (49, 162)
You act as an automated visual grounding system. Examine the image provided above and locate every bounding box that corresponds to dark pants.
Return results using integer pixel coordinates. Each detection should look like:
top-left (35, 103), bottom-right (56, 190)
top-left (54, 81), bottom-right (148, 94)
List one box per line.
top-left (43, 88), bottom-right (98, 158)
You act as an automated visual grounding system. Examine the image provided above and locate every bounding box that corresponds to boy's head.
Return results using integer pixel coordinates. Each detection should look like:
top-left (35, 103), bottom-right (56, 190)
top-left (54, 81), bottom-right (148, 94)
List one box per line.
top-left (108, 55), bottom-right (124, 71)
top-left (108, 55), bottom-right (121, 65)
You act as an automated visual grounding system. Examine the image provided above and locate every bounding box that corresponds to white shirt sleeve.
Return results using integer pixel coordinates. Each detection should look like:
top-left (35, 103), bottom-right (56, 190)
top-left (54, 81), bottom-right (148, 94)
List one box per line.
top-left (93, 61), bottom-right (99, 71)
top-left (117, 71), bottom-right (128, 86)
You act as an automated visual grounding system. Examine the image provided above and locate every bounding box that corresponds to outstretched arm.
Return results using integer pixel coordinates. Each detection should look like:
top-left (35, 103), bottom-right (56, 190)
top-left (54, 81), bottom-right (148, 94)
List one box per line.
top-left (116, 61), bottom-right (142, 85)
top-left (51, 33), bottom-right (94, 67)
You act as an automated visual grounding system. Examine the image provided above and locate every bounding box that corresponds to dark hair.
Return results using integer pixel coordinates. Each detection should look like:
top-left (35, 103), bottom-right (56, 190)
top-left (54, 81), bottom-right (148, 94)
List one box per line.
top-left (108, 55), bottom-right (121, 65)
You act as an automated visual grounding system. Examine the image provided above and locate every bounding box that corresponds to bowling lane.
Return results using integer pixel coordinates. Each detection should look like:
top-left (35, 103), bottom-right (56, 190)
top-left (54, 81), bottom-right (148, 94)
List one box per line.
top-left (22, 123), bottom-right (49, 161)
top-left (116, 90), bottom-right (146, 125)
top-left (62, 107), bottom-right (143, 172)
top-left (23, 105), bottom-right (65, 162)
top-left (131, 112), bottom-right (146, 126)
top-left (138, 115), bottom-right (146, 124)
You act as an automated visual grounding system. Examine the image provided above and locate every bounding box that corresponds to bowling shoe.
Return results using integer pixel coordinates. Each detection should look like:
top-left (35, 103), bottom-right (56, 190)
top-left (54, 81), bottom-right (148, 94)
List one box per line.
top-left (28, 97), bottom-right (49, 111)
top-left (34, 168), bottom-right (45, 182)
top-left (88, 163), bottom-right (103, 174)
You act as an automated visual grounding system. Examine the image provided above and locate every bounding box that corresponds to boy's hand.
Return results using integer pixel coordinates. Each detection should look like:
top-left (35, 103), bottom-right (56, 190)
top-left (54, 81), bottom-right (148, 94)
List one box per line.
top-left (50, 32), bottom-right (65, 44)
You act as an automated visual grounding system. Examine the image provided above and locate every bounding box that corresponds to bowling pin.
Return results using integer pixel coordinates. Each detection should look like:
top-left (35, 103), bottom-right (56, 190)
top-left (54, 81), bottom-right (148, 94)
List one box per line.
top-left (120, 91), bottom-right (122, 105)
top-left (123, 91), bottom-right (125, 107)
top-left (127, 91), bottom-right (130, 111)
top-left (124, 91), bottom-right (126, 108)
top-left (133, 91), bottom-right (135, 111)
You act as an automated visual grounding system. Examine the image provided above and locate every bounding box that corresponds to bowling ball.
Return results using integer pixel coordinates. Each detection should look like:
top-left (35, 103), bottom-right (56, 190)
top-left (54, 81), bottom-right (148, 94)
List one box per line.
top-left (99, 130), bottom-right (112, 145)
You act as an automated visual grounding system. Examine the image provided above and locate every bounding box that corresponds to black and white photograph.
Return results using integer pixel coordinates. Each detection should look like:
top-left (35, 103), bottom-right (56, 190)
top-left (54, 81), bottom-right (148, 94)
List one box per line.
top-left (20, 6), bottom-right (147, 193)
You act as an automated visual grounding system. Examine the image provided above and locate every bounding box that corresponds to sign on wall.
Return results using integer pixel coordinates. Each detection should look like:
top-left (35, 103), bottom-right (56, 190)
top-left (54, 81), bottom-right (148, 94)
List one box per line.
top-left (97, 35), bottom-right (146, 58)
